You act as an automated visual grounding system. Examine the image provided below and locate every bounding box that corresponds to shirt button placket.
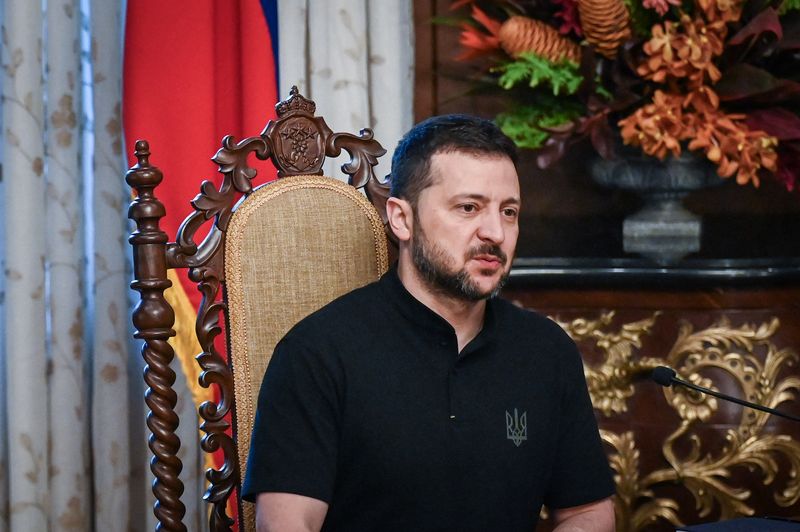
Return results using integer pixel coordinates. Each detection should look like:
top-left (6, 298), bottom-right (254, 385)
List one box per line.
top-left (441, 334), bottom-right (461, 422)
top-left (448, 361), bottom-right (458, 421)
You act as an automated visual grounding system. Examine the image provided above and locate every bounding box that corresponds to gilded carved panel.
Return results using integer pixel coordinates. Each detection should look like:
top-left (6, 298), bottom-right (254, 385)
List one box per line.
top-left (552, 311), bottom-right (800, 530)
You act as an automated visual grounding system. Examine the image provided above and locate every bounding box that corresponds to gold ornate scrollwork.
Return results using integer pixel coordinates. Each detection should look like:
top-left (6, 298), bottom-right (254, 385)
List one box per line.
top-left (601, 430), bottom-right (680, 532)
top-left (553, 311), bottom-right (663, 416)
top-left (555, 313), bottom-right (800, 530)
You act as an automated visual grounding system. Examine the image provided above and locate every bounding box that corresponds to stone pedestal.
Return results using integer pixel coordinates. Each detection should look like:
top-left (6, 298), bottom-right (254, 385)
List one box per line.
top-left (590, 150), bottom-right (721, 264)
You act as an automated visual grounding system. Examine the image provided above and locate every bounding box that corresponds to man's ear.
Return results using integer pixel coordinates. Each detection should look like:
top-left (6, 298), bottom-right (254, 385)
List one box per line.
top-left (386, 197), bottom-right (413, 242)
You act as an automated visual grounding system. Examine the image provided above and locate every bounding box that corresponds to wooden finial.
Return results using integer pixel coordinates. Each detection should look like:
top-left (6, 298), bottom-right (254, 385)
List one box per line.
top-left (135, 139), bottom-right (151, 166)
top-left (126, 139), bottom-right (163, 189)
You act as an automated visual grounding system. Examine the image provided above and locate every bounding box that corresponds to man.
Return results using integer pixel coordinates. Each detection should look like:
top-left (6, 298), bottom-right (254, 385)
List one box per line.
top-left (242, 115), bottom-right (616, 531)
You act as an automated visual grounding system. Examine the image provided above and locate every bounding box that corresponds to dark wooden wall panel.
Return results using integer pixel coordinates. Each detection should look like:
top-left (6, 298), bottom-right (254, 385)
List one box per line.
top-left (502, 284), bottom-right (800, 530)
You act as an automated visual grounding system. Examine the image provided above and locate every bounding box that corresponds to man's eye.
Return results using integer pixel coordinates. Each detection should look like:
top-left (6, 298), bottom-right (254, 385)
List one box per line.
top-left (503, 208), bottom-right (518, 218)
top-left (460, 204), bottom-right (477, 213)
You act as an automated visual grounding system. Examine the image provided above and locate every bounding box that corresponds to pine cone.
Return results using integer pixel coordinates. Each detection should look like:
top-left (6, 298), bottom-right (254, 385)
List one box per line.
top-left (498, 16), bottom-right (581, 63)
top-left (578, 0), bottom-right (631, 58)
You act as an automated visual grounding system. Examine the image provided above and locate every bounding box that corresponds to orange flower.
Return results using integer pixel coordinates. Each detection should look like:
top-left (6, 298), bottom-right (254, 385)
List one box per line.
top-left (638, 16), bottom-right (726, 87)
top-left (619, 90), bottom-right (690, 159)
top-left (456, 5), bottom-right (503, 60)
top-left (449, 0), bottom-right (794, 190)
top-left (682, 85), bottom-right (720, 113)
top-left (682, 95), bottom-right (778, 187)
top-left (638, 22), bottom-right (679, 82)
top-left (697, 0), bottom-right (744, 23)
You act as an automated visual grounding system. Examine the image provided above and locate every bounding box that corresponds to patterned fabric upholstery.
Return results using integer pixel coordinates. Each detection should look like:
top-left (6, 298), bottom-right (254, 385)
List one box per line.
top-left (225, 175), bottom-right (389, 531)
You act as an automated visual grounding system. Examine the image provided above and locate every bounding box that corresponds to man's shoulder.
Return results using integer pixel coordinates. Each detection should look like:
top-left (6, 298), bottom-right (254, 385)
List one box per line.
top-left (286, 278), bottom-right (384, 338)
top-left (491, 297), bottom-right (579, 359)
top-left (493, 297), bottom-right (565, 334)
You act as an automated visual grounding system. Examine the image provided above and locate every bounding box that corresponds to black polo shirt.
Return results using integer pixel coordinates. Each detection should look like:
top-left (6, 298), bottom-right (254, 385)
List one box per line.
top-left (242, 267), bottom-right (614, 531)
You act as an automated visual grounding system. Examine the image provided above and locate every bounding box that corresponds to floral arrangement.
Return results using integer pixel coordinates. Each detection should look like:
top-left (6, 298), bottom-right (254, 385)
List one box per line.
top-left (449, 0), bottom-right (800, 190)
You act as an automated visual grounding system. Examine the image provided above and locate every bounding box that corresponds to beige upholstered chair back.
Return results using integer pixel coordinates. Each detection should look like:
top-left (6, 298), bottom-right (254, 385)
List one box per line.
top-left (225, 174), bottom-right (389, 531)
top-left (127, 87), bottom-right (391, 531)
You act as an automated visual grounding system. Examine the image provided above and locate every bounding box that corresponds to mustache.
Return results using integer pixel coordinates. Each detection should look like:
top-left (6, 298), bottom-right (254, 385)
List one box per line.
top-left (467, 244), bottom-right (507, 264)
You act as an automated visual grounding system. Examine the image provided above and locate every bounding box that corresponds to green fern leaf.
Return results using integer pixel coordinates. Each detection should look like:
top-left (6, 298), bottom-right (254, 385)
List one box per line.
top-left (496, 101), bottom-right (583, 150)
top-left (495, 53), bottom-right (584, 96)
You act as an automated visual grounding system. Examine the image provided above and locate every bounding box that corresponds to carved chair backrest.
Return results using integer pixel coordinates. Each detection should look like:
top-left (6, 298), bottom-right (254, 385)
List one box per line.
top-left (126, 87), bottom-right (391, 532)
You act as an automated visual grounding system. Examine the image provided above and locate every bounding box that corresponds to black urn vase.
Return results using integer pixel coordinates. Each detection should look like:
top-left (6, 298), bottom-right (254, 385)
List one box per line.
top-left (590, 150), bottom-right (723, 265)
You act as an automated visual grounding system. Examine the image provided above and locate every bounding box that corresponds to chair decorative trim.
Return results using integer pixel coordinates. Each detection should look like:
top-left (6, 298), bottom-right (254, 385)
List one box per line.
top-left (126, 87), bottom-right (388, 531)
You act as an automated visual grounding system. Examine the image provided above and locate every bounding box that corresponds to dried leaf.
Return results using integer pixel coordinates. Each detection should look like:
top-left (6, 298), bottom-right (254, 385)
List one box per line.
top-left (590, 119), bottom-right (617, 159)
top-left (717, 64), bottom-right (800, 105)
top-left (728, 8), bottom-right (781, 46)
top-left (745, 107), bottom-right (800, 140)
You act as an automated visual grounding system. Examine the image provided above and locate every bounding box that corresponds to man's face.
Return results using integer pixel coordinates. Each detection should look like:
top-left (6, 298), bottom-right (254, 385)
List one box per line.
top-left (410, 151), bottom-right (520, 301)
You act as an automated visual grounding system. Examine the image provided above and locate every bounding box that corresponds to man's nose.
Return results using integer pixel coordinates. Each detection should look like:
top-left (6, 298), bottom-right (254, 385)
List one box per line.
top-left (477, 211), bottom-right (505, 243)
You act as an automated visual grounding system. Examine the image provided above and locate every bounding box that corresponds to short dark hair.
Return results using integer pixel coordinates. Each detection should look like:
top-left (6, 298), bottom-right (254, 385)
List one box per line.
top-left (389, 114), bottom-right (518, 206)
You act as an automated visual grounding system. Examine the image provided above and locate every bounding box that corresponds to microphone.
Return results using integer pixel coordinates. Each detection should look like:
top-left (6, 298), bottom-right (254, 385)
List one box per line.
top-left (650, 366), bottom-right (800, 423)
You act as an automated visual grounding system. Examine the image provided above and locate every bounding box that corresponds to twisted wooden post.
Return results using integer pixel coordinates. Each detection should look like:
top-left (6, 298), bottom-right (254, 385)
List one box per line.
top-left (126, 140), bottom-right (187, 531)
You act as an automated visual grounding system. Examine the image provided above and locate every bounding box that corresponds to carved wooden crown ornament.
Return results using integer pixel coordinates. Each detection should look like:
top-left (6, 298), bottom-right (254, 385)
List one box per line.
top-left (274, 85), bottom-right (316, 117)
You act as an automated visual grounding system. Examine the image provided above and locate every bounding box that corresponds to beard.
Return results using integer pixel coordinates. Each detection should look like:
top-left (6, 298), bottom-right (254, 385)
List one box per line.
top-left (411, 221), bottom-right (510, 302)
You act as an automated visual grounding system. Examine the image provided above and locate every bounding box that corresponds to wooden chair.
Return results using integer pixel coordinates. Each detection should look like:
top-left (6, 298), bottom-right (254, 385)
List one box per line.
top-left (126, 87), bottom-right (391, 531)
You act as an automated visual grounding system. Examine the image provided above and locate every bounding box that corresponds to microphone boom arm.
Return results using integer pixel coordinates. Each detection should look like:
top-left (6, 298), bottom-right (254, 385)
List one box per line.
top-left (652, 366), bottom-right (800, 424)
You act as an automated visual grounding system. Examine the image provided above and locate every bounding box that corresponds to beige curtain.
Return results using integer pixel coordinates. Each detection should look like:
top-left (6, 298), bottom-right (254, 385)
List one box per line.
top-left (277, 0), bottom-right (415, 181)
top-left (0, 0), bottom-right (159, 530)
top-left (1, 1), bottom-right (413, 529)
